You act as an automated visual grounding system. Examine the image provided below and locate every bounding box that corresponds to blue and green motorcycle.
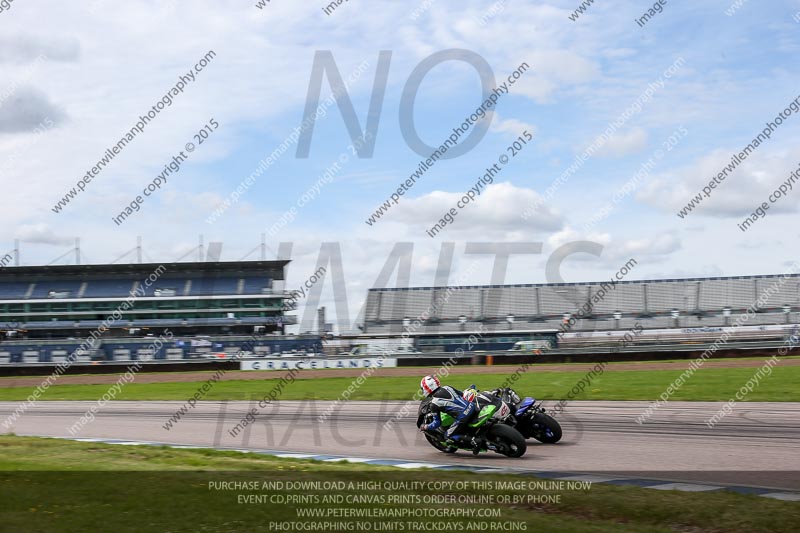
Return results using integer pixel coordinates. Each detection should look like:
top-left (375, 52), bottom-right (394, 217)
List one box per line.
top-left (416, 390), bottom-right (527, 457)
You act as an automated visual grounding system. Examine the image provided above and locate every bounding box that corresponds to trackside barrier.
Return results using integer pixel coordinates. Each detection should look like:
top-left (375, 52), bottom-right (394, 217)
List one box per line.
top-left (0, 346), bottom-right (794, 377)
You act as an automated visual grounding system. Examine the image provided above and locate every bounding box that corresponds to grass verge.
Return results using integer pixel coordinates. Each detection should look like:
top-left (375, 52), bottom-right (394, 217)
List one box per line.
top-left (0, 364), bottom-right (797, 402)
top-left (0, 435), bottom-right (796, 532)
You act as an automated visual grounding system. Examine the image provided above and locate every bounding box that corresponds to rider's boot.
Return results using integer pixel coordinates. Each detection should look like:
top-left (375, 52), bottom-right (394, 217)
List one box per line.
top-left (470, 437), bottom-right (485, 455)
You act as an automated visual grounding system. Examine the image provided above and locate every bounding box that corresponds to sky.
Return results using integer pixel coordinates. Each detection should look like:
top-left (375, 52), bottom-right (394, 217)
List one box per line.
top-left (1, 0), bottom-right (799, 332)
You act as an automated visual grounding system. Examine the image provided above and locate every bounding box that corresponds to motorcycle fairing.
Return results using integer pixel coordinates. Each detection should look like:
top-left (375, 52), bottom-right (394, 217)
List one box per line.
top-left (469, 404), bottom-right (497, 427)
top-left (515, 397), bottom-right (535, 417)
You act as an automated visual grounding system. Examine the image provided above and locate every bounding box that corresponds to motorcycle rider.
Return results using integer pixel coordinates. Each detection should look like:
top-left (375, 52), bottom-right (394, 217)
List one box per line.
top-left (418, 375), bottom-right (484, 454)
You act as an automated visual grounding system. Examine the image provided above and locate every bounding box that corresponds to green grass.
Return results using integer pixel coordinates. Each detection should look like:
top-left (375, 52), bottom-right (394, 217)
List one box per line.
top-left (0, 435), bottom-right (796, 532)
top-left (0, 364), bottom-right (798, 402)
top-left (0, 355), bottom-right (794, 384)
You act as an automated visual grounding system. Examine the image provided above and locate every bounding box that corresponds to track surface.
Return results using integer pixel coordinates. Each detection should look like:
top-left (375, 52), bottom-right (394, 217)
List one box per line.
top-left (2, 400), bottom-right (798, 491)
top-left (2, 357), bottom-right (798, 387)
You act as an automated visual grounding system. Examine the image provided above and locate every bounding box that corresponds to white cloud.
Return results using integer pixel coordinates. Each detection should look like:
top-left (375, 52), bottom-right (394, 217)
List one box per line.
top-left (595, 127), bottom-right (648, 158)
top-left (490, 114), bottom-right (536, 137)
top-left (545, 227), bottom-right (679, 264)
top-left (386, 182), bottom-right (564, 237)
top-left (601, 48), bottom-right (638, 59)
top-left (0, 88), bottom-right (66, 133)
top-left (15, 223), bottom-right (73, 246)
top-left (0, 34), bottom-right (80, 64)
top-left (502, 49), bottom-right (600, 103)
top-left (638, 147), bottom-right (800, 217)
top-left (615, 233), bottom-right (681, 257)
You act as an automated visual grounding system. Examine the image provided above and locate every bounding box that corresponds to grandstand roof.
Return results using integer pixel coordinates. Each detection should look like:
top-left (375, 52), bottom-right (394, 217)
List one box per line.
top-left (366, 271), bottom-right (800, 291)
top-left (0, 260), bottom-right (289, 280)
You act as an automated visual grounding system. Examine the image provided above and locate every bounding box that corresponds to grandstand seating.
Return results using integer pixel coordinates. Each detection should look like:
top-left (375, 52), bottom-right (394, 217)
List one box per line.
top-left (0, 282), bottom-right (34, 299)
top-left (0, 275), bottom-right (276, 300)
top-left (187, 277), bottom-right (240, 296)
top-left (0, 315), bottom-right (296, 331)
top-left (137, 277), bottom-right (181, 297)
top-left (363, 274), bottom-right (800, 333)
top-left (28, 281), bottom-right (83, 299)
top-left (81, 279), bottom-right (138, 298)
top-left (0, 260), bottom-right (291, 344)
top-left (242, 277), bottom-right (273, 295)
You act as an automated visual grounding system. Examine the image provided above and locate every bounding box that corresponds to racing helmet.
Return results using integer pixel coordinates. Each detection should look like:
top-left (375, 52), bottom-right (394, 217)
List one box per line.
top-left (420, 375), bottom-right (440, 397)
top-left (462, 386), bottom-right (478, 402)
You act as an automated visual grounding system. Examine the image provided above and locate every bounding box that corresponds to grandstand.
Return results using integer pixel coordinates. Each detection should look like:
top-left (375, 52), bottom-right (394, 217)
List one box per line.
top-left (0, 261), bottom-right (321, 363)
top-left (362, 273), bottom-right (800, 336)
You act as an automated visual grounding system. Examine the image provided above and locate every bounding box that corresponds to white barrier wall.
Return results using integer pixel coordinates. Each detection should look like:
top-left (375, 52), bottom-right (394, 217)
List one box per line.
top-left (241, 357), bottom-right (398, 371)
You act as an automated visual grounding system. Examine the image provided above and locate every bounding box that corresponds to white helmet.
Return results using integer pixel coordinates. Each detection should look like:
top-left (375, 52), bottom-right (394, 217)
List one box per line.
top-left (420, 375), bottom-right (440, 397)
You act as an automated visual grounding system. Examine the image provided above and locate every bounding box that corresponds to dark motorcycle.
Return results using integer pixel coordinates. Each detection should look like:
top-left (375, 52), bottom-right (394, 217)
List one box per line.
top-left (417, 391), bottom-right (527, 457)
top-left (488, 387), bottom-right (562, 444)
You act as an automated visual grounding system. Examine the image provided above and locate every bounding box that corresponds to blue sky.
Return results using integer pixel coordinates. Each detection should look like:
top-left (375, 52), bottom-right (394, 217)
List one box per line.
top-left (1, 0), bottom-right (799, 330)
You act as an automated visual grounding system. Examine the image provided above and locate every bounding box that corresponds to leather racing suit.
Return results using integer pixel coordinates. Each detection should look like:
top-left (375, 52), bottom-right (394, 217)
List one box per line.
top-left (421, 385), bottom-right (477, 442)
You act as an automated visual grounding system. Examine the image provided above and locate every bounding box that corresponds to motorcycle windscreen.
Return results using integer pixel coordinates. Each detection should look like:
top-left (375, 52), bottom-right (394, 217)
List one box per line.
top-left (416, 399), bottom-right (432, 427)
top-left (469, 405), bottom-right (497, 427)
top-left (515, 397), bottom-right (535, 417)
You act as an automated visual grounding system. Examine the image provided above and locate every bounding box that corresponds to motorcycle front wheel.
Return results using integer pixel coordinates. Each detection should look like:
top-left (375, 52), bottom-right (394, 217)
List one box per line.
top-left (487, 424), bottom-right (527, 458)
top-left (530, 413), bottom-right (562, 444)
top-left (424, 433), bottom-right (457, 453)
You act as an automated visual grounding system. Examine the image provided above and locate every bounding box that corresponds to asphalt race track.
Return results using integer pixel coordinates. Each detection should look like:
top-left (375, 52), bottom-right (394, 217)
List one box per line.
top-left (2, 400), bottom-right (798, 491)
